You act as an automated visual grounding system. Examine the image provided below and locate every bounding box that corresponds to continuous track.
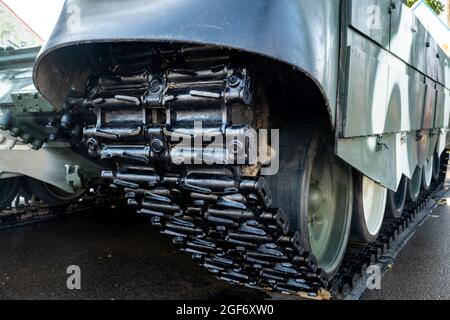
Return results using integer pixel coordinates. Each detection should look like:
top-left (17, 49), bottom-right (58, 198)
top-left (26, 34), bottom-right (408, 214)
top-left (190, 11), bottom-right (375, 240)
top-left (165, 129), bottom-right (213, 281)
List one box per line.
top-left (100, 151), bottom-right (448, 300)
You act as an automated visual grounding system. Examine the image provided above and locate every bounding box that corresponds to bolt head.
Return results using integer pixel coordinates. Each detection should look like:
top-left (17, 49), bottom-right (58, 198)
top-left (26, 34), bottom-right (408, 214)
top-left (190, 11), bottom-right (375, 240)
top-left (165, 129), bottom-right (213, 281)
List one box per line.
top-left (87, 138), bottom-right (98, 151)
top-left (149, 79), bottom-right (162, 92)
top-left (228, 74), bottom-right (241, 87)
top-left (151, 139), bottom-right (164, 154)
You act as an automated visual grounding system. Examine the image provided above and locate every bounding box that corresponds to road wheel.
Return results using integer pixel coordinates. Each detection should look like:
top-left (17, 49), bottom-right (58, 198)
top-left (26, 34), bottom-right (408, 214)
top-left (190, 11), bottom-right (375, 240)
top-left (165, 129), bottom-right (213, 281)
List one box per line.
top-left (421, 157), bottom-right (433, 191)
top-left (350, 174), bottom-right (387, 244)
top-left (407, 166), bottom-right (422, 203)
top-left (24, 178), bottom-right (85, 206)
top-left (432, 151), bottom-right (441, 183)
top-left (0, 177), bottom-right (21, 210)
top-left (267, 123), bottom-right (353, 278)
top-left (385, 175), bottom-right (408, 219)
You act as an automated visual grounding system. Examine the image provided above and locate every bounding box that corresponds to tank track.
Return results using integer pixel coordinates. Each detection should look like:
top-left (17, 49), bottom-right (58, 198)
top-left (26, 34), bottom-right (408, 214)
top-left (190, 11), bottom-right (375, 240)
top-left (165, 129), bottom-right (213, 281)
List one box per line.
top-left (102, 150), bottom-right (448, 300)
top-left (104, 167), bottom-right (329, 298)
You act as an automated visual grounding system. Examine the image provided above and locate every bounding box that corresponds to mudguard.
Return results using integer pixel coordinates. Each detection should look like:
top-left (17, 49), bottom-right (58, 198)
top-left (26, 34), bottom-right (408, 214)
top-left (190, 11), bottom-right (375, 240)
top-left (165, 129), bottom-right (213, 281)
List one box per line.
top-left (33, 0), bottom-right (340, 124)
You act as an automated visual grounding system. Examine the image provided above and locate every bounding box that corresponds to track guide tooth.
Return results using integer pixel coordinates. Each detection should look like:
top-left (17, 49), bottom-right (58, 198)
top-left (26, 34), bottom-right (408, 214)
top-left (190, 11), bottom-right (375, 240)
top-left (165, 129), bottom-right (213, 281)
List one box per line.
top-left (290, 232), bottom-right (308, 257)
top-left (239, 177), bottom-right (272, 207)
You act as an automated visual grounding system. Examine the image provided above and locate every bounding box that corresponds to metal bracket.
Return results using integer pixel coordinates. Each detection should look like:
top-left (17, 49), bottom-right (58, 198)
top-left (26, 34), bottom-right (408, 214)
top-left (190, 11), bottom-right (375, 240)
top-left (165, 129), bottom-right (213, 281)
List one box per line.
top-left (429, 130), bottom-right (436, 138)
top-left (400, 133), bottom-right (408, 145)
top-left (416, 131), bottom-right (424, 141)
top-left (376, 135), bottom-right (389, 152)
top-left (65, 165), bottom-right (88, 191)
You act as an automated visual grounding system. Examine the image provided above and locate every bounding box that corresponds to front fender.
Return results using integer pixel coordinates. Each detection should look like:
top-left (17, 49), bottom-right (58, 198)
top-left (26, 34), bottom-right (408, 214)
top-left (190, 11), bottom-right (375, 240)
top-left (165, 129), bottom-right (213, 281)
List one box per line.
top-left (34, 0), bottom-right (340, 124)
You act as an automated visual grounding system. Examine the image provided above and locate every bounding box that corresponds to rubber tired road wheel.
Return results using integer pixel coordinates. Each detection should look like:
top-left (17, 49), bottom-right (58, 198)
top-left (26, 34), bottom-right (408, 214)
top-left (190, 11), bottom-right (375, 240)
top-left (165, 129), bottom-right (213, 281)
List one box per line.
top-left (350, 174), bottom-right (387, 244)
top-left (421, 156), bottom-right (433, 191)
top-left (432, 151), bottom-right (441, 183)
top-left (267, 123), bottom-right (353, 278)
top-left (24, 178), bottom-right (85, 206)
top-left (0, 177), bottom-right (20, 210)
top-left (385, 175), bottom-right (408, 219)
top-left (407, 166), bottom-right (422, 202)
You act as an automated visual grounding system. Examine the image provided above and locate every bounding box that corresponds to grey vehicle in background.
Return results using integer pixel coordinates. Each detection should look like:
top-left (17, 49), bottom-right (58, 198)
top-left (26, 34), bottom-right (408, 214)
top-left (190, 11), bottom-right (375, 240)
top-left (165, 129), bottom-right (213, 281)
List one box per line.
top-left (2, 0), bottom-right (450, 298)
top-left (0, 46), bottom-right (102, 207)
top-left (0, 3), bottom-right (102, 208)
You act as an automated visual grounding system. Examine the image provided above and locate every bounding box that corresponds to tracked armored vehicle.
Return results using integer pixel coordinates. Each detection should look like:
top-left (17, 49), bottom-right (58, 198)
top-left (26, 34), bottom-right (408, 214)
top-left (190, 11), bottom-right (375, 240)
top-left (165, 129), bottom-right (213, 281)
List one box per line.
top-left (2, 0), bottom-right (450, 298)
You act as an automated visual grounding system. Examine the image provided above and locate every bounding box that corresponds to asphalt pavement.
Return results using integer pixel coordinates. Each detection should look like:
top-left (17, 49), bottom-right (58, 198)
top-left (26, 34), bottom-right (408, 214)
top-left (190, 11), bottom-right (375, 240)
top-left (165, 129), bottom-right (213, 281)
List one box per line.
top-left (0, 207), bottom-right (263, 300)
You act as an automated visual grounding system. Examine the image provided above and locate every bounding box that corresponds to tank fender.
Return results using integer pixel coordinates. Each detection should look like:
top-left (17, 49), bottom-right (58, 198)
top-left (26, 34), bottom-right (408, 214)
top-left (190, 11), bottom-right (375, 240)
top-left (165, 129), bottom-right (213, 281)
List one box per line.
top-left (34, 0), bottom-right (340, 126)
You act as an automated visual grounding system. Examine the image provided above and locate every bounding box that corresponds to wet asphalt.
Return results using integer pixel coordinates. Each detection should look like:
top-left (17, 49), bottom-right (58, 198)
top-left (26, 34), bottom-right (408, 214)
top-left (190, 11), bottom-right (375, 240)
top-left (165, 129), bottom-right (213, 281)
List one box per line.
top-left (0, 207), bottom-right (264, 300)
top-left (0, 193), bottom-right (449, 300)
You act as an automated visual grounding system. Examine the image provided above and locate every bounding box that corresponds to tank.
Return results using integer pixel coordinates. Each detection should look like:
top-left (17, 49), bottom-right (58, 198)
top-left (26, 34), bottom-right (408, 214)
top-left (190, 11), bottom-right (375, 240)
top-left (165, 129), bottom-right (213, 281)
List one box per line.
top-left (2, 0), bottom-right (450, 298)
